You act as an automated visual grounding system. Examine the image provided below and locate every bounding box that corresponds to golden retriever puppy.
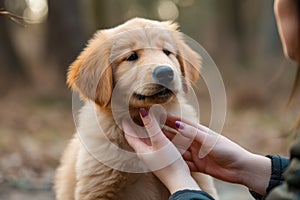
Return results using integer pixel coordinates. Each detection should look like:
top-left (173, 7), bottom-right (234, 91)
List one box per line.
top-left (55, 18), bottom-right (218, 200)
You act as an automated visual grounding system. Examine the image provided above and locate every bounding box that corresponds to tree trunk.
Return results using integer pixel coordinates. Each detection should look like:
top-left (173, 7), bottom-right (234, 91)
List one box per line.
top-left (0, 3), bottom-right (25, 92)
top-left (46, 0), bottom-right (87, 80)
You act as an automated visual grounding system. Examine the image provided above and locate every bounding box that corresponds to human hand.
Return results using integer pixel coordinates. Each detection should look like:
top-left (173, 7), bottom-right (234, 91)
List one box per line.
top-left (164, 115), bottom-right (271, 195)
top-left (122, 108), bottom-right (201, 194)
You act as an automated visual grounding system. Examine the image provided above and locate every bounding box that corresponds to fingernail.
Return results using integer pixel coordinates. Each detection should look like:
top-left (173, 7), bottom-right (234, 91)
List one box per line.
top-left (175, 121), bottom-right (184, 129)
top-left (140, 108), bottom-right (148, 118)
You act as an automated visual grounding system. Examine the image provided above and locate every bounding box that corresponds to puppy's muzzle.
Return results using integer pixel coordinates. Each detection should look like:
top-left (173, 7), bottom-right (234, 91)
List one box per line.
top-left (152, 66), bottom-right (174, 86)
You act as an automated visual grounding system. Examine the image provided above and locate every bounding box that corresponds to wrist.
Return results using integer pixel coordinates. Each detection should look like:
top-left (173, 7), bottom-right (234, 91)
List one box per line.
top-left (156, 169), bottom-right (201, 194)
top-left (240, 153), bottom-right (271, 195)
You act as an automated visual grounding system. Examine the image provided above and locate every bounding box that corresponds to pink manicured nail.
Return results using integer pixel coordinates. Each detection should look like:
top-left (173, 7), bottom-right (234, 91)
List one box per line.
top-left (175, 121), bottom-right (184, 129)
top-left (140, 108), bottom-right (148, 118)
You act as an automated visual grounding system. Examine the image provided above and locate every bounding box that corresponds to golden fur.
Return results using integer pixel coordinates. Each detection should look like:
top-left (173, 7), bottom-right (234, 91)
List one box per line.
top-left (55, 18), bottom-right (218, 200)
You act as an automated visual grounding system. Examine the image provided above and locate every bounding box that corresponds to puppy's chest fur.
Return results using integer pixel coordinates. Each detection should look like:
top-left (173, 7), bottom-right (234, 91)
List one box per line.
top-left (74, 101), bottom-right (196, 200)
top-left (117, 173), bottom-right (169, 200)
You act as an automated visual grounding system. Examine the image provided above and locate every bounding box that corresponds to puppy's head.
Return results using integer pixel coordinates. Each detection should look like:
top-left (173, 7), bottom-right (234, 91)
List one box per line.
top-left (67, 18), bottom-right (201, 109)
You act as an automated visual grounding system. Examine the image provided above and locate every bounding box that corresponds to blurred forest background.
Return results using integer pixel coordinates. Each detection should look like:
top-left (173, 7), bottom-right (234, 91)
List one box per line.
top-left (0, 0), bottom-right (299, 199)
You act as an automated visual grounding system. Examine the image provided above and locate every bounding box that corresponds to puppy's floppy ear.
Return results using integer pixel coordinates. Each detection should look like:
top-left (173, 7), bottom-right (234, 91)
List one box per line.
top-left (165, 22), bottom-right (201, 92)
top-left (176, 36), bottom-right (201, 92)
top-left (67, 30), bottom-right (113, 107)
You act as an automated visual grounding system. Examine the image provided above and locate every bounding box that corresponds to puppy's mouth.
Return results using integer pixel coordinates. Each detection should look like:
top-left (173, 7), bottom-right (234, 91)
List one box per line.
top-left (134, 87), bottom-right (173, 100)
top-left (130, 84), bottom-right (176, 106)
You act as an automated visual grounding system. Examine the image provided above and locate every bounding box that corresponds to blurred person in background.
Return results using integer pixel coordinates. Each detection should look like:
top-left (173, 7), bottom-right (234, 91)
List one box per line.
top-left (123, 0), bottom-right (300, 199)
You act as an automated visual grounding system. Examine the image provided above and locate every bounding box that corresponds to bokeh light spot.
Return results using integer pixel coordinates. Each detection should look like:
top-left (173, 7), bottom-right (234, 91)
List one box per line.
top-left (157, 0), bottom-right (179, 20)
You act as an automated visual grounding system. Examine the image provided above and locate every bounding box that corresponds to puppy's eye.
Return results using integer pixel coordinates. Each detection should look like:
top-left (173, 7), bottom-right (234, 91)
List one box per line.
top-left (126, 52), bottom-right (138, 61)
top-left (163, 49), bottom-right (171, 56)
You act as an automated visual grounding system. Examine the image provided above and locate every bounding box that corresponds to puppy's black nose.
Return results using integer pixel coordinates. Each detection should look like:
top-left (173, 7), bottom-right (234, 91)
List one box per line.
top-left (153, 66), bottom-right (174, 85)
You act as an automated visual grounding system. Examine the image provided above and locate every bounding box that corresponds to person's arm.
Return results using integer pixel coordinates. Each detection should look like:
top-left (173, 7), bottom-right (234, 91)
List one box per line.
top-left (164, 115), bottom-right (272, 196)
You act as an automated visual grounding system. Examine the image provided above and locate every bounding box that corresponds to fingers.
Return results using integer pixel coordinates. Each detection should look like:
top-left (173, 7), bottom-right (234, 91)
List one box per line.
top-left (162, 127), bottom-right (195, 155)
top-left (123, 108), bottom-right (175, 151)
top-left (175, 120), bottom-right (219, 141)
top-left (123, 115), bottom-right (183, 172)
top-left (174, 121), bottom-right (204, 143)
top-left (162, 128), bottom-right (176, 141)
top-left (140, 108), bottom-right (169, 147)
top-left (174, 121), bottom-right (221, 158)
top-left (186, 161), bottom-right (199, 172)
top-left (165, 114), bottom-right (182, 129)
top-left (166, 114), bottom-right (210, 133)
top-left (182, 150), bottom-right (192, 161)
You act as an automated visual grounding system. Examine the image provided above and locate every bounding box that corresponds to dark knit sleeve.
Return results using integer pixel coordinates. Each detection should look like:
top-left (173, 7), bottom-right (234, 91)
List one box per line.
top-left (249, 155), bottom-right (290, 199)
top-left (265, 155), bottom-right (290, 193)
top-left (169, 189), bottom-right (215, 200)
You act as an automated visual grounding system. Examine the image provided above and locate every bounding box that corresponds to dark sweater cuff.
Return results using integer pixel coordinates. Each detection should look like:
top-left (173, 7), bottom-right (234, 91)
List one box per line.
top-left (265, 155), bottom-right (289, 193)
top-left (169, 189), bottom-right (215, 200)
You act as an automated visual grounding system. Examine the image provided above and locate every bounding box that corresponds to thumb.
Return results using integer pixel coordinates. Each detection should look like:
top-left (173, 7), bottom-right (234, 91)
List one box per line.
top-left (140, 108), bottom-right (169, 147)
top-left (122, 118), bottom-right (149, 152)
